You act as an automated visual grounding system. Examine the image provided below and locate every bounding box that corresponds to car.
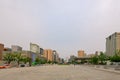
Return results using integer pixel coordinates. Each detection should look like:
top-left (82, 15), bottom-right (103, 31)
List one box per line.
top-left (0, 64), bottom-right (10, 69)
top-left (20, 64), bottom-right (25, 67)
top-left (0, 66), bottom-right (6, 69)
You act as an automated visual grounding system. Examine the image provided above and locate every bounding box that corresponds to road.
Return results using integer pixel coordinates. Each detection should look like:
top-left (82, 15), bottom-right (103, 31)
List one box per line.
top-left (0, 65), bottom-right (120, 80)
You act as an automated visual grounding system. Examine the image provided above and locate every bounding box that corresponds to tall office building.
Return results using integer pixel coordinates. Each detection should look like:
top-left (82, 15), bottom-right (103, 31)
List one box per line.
top-left (44, 49), bottom-right (54, 61)
top-left (11, 45), bottom-right (22, 52)
top-left (53, 50), bottom-right (59, 62)
top-left (0, 43), bottom-right (4, 60)
top-left (40, 48), bottom-right (44, 55)
top-left (30, 43), bottom-right (40, 54)
top-left (106, 32), bottom-right (120, 56)
top-left (78, 50), bottom-right (85, 58)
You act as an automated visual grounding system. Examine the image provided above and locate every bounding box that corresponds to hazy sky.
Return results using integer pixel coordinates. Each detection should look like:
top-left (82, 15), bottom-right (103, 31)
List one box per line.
top-left (0, 0), bottom-right (120, 58)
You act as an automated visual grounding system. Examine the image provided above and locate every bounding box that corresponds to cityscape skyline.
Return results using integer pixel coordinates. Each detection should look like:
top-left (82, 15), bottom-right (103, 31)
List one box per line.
top-left (1, 0), bottom-right (120, 58)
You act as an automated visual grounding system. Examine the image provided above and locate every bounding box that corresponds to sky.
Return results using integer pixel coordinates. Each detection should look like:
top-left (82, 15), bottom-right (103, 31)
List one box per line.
top-left (0, 0), bottom-right (120, 58)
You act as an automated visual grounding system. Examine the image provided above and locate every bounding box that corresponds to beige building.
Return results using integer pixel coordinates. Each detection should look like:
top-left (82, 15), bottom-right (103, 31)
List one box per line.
top-left (87, 54), bottom-right (95, 57)
top-left (11, 45), bottom-right (22, 52)
top-left (78, 50), bottom-right (85, 58)
top-left (106, 32), bottom-right (120, 56)
top-left (44, 49), bottom-right (54, 62)
top-left (0, 43), bottom-right (4, 60)
top-left (21, 51), bottom-right (33, 58)
top-left (21, 50), bottom-right (38, 62)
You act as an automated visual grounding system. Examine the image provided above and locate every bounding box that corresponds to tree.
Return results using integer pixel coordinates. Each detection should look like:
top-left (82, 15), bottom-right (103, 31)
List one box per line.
top-left (47, 60), bottom-right (52, 64)
top-left (22, 57), bottom-right (30, 64)
top-left (21, 57), bottom-right (32, 66)
top-left (14, 53), bottom-right (23, 66)
top-left (90, 56), bottom-right (98, 64)
top-left (3, 52), bottom-right (32, 67)
top-left (3, 53), bottom-right (15, 64)
top-left (115, 49), bottom-right (120, 56)
top-left (109, 50), bottom-right (120, 62)
top-left (28, 58), bottom-right (32, 66)
top-left (35, 57), bottom-right (40, 64)
top-left (39, 58), bottom-right (47, 64)
top-left (110, 54), bottom-right (120, 62)
top-left (98, 52), bottom-right (107, 65)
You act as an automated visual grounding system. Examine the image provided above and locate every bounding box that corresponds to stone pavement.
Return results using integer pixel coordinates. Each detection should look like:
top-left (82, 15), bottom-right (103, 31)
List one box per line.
top-left (0, 65), bottom-right (120, 80)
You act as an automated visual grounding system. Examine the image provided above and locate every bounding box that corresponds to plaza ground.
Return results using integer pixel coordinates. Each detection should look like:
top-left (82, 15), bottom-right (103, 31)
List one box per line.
top-left (0, 65), bottom-right (120, 80)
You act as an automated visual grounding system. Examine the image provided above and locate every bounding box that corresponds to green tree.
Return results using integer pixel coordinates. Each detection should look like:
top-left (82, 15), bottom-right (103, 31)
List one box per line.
top-left (110, 54), bottom-right (120, 62)
top-left (14, 53), bottom-right (23, 66)
top-left (3, 53), bottom-right (15, 64)
top-left (109, 50), bottom-right (120, 62)
top-left (90, 56), bottom-right (98, 64)
top-left (115, 49), bottom-right (120, 56)
top-left (35, 57), bottom-right (40, 64)
top-left (22, 57), bottom-right (29, 64)
top-left (22, 57), bottom-right (32, 66)
top-left (98, 52), bottom-right (107, 65)
top-left (39, 58), bottom-right (47, 64)
top-left (47, 60), bottom-right (52, 64)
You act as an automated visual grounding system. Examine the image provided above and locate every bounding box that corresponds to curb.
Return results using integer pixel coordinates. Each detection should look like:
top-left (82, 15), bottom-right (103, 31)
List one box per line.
top-left (94, 67), bottom-right (120, 74)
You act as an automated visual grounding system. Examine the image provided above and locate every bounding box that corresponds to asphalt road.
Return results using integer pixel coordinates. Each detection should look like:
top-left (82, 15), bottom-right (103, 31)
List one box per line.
top-left (0, 65), bottom-right (120, 80)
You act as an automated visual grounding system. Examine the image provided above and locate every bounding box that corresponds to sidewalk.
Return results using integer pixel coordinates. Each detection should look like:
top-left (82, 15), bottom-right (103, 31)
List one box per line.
top-left (93, 65), bottom-right (120, 74)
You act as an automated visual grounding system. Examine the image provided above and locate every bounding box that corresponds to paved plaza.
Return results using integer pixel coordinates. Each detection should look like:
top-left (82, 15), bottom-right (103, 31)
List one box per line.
top-left (0, 65), bottom-right (120, 80)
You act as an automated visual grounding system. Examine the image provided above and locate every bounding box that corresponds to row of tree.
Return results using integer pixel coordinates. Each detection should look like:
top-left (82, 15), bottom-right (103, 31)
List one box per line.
top-left (33, 57), bottom-right (61, 65)
top-left (90, 52), bottom-right (107, 65)
top-left (3, 53), bottom-right (31, 66)
top-left (3, 52), bottom-right (62, 67)
top-left (90, 51), bottom-right (120, 65)
top-left (68, 51), bottom-right (120, 65)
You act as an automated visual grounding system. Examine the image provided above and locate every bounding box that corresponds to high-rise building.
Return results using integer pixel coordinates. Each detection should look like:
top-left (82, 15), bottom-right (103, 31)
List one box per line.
top-left (30, 43), bottom-right (40, 54)
top-left (106, 32), bottom-right (120, 56)
top-left (78, 50), bottom-right (85, 58)
top-left (44, 50), bottom-right (48, 60)
top-left (0, 43), bottom-right (4, 60)
top-left (40, 48), bottom-right (44, 55)
top-left (44, 49), bottom-right (54, 61)
top-left (53, 50), bottom-right (59, 62)
top-left (11, 45), bottom-right (22, 52)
